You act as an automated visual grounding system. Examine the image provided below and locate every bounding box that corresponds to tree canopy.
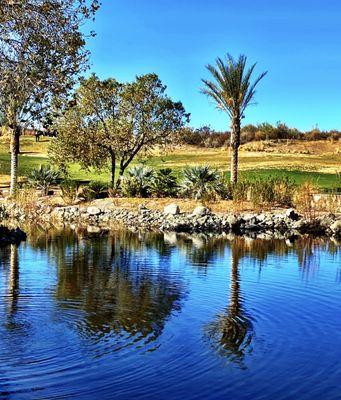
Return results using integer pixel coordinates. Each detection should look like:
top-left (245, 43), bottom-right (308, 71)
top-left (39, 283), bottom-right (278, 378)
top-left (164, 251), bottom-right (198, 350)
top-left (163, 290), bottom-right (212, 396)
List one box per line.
top-left (0, 0), bottom-right (100, 193)
top-left (50, 73), bottom-right (189, 186)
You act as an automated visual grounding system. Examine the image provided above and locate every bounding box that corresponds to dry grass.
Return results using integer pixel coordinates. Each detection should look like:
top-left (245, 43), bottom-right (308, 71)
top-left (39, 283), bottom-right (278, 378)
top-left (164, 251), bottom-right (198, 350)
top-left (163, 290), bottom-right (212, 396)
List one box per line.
top-left (88, 196), bottom-right (282, 214)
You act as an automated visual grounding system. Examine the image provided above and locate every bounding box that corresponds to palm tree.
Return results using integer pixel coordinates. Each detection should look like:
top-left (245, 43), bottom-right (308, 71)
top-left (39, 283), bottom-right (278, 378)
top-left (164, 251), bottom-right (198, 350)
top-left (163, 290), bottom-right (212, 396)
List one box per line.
top-left (202, 54), bottom-right (267, 183)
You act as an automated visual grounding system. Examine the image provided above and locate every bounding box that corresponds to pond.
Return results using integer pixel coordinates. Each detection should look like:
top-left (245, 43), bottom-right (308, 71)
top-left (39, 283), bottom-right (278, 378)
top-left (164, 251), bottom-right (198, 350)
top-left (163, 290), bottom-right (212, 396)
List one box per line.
top-left (0, 228), bottom-right (340, 400)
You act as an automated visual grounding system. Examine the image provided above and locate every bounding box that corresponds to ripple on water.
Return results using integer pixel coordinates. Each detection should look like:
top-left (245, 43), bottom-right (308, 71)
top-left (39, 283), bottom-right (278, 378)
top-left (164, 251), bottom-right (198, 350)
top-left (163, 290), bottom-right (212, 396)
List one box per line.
top-left (0, 233), bottom-right (340, 399)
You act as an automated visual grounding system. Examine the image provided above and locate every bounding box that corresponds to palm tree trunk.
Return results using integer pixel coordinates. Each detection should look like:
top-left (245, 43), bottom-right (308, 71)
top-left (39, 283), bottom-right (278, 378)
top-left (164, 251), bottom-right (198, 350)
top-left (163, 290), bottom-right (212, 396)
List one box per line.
top-left (10, 126), bottom-right (20, 196)
top-left (230, 113), bottom-right (241, 184)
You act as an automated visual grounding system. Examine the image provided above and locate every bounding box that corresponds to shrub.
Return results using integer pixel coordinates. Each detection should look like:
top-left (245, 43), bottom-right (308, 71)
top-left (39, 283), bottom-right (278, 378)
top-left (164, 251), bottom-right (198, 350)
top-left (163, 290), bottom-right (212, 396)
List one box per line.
top-left (227, 176), bottom-right (296, 208)
top-left (121, 165), bottom-right (154, 198)
top-left (293, 181), bottom-right (318, 219)
top-left (27, 165), bottom-right (60, 195)
top-left (181, 165), bottom-right (222, 201)
top-left (150, 168), bottom-right (178, 197)
top-left (248, 177), bottom-right (296, 208)
top-left (81, 181), bottom-right (108, 201)
top-left (60, 180), bottom-right (81, 205)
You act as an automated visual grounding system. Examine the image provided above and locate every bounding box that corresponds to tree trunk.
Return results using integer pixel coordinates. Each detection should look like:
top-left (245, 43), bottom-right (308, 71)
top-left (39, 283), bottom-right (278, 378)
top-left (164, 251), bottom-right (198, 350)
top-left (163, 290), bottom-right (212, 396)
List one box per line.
top-left (10, 126), bottom-right (20, 196)
top-left (115, 161), bottom-right (125, 190)
top-left (230, 113), bottom-right (241, 184)
top-left (110, 151), bottom-right (116, 186)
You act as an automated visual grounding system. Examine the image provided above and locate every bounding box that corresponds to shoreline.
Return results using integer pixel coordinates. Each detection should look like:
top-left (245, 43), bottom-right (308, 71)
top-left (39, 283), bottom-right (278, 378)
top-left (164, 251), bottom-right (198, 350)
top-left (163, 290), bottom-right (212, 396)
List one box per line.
top-left (1, 199), bottom-right (341, 240)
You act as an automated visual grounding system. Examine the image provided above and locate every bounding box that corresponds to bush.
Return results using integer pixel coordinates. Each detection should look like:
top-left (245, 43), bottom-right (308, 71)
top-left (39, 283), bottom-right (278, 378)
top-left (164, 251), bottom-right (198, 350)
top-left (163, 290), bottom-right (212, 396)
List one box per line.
top-left (121, 165), bottom-right (154, 198)
top-left (150, 168), bottom-right (178, 197)
top-left (60, 180), bottom-right (81, 205)
top-left (293, 181), bottom-right (318, 219)
top-left (181, 165), bottom-right (222, 201)
top-left (81, 181), bottom-right (108, 201)
top-left (226, 176), bottom-right (296, 208)
top-left (28, 165), bottom-right (60, 195)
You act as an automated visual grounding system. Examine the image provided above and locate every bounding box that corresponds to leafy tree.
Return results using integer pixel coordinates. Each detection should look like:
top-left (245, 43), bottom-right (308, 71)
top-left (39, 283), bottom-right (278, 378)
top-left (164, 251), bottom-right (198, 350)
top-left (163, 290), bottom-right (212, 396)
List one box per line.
top-left (0, 0), bottom-right (100, 195)
top-left (202, 54), bottom-right (267, 183)
top-left (50, 74), bottom-right (122, 183)
top-left (51, 73), bottom-right (189, 187)
top-left (116, 74), bottom-right (189, 187)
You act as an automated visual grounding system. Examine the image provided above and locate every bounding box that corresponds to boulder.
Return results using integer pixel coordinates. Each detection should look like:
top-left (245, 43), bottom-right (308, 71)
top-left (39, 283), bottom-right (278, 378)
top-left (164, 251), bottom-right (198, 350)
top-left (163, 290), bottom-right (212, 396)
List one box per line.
top-left (330, 220), bottom-right (341, 236)
top-left (285, 208), bottom-right (300, 221)
top-left (192, 206), bottom-right (209, 216)
top-left (226, 214), bottom-right (238, 227)
top-left (87, 206), bottom-right (102, 216)
top-left (87, 225), bottom-right (101, 233)
top-left (163, 203), bottom-right (180, 215)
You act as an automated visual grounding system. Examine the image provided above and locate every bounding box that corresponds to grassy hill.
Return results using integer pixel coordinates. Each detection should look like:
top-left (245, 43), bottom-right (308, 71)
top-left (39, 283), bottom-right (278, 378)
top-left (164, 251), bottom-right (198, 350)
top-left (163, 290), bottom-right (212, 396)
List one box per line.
top-left (0, 136), bottom-right (340, 191)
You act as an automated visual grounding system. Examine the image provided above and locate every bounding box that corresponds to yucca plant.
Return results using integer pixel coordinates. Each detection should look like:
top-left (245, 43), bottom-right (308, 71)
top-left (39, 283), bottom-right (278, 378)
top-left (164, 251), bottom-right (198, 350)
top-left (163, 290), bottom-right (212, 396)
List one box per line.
top-left (121, 165), bottom-right (154, 198)
top-left (181, 165), bottom-right (222, 200)
top-left (28, 165), bottom-right (60, 196)
top-left (150, 168), bottom-right (178, 197)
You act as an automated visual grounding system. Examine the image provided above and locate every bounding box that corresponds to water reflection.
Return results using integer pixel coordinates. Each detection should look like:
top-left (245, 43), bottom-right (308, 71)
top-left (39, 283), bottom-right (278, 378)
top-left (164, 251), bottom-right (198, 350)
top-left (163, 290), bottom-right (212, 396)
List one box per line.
top-left (7, 245), bottom-right (19, 318)
top-left (28, 229), bottom-right (186, 351)
top-left (0, 228), bottom-right (340, 398)
top-left (204, 238), bottom-right (253, 366)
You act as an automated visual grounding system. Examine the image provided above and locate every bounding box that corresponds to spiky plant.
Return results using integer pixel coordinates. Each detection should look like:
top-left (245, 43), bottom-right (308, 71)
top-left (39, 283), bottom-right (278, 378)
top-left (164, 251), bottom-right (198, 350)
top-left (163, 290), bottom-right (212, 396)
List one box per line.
top-left (27, 165), bottom-right (60, 196)
top-left (121, 165), bottom-right (154, 198)
top-left (150, 168), bottom-right (178, 198)
top-left (202, 54), bottom-right (267, 183)
top-left (181, 165), bottom-right (222, 200)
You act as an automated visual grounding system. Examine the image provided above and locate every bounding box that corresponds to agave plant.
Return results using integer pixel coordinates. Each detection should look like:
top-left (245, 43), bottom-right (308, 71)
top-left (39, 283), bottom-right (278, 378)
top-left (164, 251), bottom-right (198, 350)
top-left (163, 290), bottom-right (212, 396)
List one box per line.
top-left (150, 168), bottom-right (178, 198)
top-left (81, 181), bottom-right (108, 201)
top-left (60, 180), bottom-right (81, 205)
top-left (121, 165), bottom-right (155, 198)
top-left (27, 165), bottom-right (60, 196)
top-left (181, 165), bottom-right (222, 200)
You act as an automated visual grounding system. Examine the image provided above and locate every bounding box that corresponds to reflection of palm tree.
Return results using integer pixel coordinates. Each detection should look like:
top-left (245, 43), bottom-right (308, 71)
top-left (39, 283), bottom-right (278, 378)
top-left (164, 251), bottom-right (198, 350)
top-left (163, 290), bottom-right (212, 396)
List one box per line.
top-left (8, 244), bottom-right (19, 316)
top-left (205, 238), bottom-right (253, 365)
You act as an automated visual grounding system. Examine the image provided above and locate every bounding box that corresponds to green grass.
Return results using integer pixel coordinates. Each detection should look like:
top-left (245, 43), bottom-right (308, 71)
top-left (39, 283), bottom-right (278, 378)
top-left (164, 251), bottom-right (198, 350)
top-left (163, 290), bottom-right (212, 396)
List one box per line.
top-left (0, 137), bottom-right (340, 191)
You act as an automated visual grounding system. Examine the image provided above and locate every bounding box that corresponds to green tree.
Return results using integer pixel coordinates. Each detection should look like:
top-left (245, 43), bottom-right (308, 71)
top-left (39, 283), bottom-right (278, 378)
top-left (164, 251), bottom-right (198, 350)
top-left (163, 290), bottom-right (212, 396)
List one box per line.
top-left (51, 73), bottom-right (189, 187)
top-left (50, 74), bottom-right (122, 183)
top-left (115, 74), bottom-right (189, 187)
top-left (202, 54), bottom-right (267, 183)
top-left (0, 0), bottom-right (99, 195)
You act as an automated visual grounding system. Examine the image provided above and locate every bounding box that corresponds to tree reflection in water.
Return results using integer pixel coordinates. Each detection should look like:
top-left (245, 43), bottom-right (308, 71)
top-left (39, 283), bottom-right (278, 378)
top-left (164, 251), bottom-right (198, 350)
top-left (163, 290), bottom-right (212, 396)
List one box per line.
top-left (28, 228), bottom-right (186, 350)
top-left (204, 238), bottom-right (253, 367)
top-left (1, 228), bottom-right (340, 361)
top-left (203, 235), bottom-right (340, 365)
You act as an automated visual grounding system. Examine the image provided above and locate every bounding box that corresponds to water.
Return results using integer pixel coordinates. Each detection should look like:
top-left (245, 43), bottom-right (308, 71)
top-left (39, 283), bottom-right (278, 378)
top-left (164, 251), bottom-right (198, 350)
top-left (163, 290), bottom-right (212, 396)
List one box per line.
top-left (0, 228), bottom-right (340, 400)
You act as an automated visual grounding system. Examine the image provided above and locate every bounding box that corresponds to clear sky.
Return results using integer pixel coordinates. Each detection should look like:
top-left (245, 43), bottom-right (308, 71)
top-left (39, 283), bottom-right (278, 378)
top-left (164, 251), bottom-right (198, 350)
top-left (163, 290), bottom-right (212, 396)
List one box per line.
top-left (85, 0), bottom-right (341, 132)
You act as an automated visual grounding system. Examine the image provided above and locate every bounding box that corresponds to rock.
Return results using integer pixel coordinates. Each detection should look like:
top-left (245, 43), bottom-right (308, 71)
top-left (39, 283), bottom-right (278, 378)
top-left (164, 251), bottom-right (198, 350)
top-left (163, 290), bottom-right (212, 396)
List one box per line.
top-left (163, 232), bottom-right (178, 245)
top-left (87, 225), bottom-right (101, 233)
top-left (330, 220), bottom-right (341, 236)
top-left (192, 206), bottom-right (209, 216)
top-left (285, 208), bottom-right (300, 221)
top-left (87, 206), bottom-right (101, 216)
top-left (226, 215), bottom-right (238, 228)
top-left (164, 203), bottom-right (180, 215)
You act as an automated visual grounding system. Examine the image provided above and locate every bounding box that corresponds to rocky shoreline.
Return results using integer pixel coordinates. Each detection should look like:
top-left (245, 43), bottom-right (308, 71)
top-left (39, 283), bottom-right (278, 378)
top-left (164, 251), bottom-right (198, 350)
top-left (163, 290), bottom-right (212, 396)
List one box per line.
top-left (1, 201), bottom-right (341, 239)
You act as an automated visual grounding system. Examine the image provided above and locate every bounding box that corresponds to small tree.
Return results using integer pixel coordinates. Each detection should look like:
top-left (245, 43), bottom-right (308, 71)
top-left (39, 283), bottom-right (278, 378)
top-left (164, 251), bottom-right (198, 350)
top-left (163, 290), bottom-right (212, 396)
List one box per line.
top-left (51, 73), bottom-right (189, 187)
top-left (115, 74), bottom-right (189, 187)
top-left (0, 0), bottom-right (99, 195)
top-left (202, 54), bottom-right (267, 183)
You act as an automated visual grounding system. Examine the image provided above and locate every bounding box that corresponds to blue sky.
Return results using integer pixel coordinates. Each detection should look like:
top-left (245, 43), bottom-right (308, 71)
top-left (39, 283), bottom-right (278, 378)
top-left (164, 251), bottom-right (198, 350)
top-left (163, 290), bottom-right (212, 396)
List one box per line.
top-left (85, 0), bottom-right (341, 131)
